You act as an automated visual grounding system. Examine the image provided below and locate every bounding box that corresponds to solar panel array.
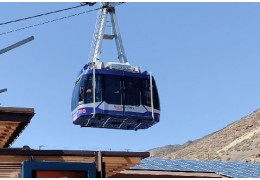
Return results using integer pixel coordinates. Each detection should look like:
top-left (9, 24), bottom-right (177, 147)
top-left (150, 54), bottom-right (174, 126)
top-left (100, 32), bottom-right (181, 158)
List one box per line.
top-left (132, 158), bottom-right (260, 178)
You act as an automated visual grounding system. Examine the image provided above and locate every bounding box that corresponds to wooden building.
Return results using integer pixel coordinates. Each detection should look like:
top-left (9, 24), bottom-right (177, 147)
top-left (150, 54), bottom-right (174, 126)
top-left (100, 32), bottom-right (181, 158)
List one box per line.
top-left (0, 107), bottom-right (149, 178)
top-left (0, 148), bottom-right (149, 178)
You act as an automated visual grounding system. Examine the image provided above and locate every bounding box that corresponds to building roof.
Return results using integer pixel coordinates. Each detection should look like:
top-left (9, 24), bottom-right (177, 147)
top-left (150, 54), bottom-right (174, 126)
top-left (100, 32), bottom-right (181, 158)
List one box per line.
top-left (0, 107), bottom-right (35, 148)
top-left (0, 107), bottom-right (150, 178)
top-left (113, 169), bottom-right (225, 178)
top-left (132, 158), bottom-right (260, 178)
top-left (0, 148), bottom-right (149, 178)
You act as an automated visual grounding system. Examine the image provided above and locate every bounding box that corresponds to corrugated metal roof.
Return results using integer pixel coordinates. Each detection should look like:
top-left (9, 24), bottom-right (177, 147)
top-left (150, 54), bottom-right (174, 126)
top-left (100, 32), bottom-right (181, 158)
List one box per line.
top-left (132, 158), bottom-right (260, 178)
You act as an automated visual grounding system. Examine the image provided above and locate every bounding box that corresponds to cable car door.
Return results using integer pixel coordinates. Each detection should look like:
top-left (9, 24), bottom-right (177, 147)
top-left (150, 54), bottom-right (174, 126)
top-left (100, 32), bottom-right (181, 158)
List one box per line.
top-left (124, 77), bottom-right (147, 117)
top-left (102, 75), bottom-right (124, 116)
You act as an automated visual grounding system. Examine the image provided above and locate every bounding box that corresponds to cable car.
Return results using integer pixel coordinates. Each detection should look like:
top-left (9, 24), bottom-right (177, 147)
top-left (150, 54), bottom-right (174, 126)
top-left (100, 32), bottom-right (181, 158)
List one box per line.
top-left (71, 3), bottom-right (160, 130)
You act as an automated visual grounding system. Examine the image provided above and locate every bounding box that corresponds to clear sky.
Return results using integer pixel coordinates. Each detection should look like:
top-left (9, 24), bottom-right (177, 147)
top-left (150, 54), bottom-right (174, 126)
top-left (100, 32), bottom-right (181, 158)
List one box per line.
top-left (1, 2), bottom-right (260, 151)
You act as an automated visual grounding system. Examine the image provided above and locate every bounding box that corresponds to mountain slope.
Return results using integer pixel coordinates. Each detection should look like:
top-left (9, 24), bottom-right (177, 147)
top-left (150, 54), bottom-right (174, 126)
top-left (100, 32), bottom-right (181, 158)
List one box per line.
top-left (149, 109), bottom-right (260, 162)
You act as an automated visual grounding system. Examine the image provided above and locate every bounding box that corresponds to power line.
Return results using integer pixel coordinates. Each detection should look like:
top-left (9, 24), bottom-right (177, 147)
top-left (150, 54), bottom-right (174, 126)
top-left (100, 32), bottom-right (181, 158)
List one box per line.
top-left (0, 7), bottom-right (101, 36)
top-left (0, 4), bottom-right (89, 26)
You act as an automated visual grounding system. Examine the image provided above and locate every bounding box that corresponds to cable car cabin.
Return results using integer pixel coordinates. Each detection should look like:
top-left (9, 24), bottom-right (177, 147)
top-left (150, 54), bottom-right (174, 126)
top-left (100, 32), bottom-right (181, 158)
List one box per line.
top-left (71, 3), bottom-right (160, 130)
top-left (71, 62), bottom-right (160, 130)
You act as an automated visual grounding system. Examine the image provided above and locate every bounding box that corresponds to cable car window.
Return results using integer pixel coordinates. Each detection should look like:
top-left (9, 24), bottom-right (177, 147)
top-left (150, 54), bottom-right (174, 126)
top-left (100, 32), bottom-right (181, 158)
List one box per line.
top-left (152, 79), bottom-right (160, 110)
top-left (84, 75), bottom-right (93, 104)
top-left (71, 80), bottom-right (81, 111)
top-left (142, 79), bottom-right (151, 107)
top-left (125, 77), bottom-right (141, 106)
top-left (104, 75), bottom-right (122, 105)
top-left (95, 75), bottom-right (102, 102)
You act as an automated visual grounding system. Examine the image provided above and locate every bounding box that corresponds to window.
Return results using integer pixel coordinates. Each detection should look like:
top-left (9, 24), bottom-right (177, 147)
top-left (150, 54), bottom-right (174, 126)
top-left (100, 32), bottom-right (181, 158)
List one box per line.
top-left (83, 75), bottom-right (93, 104)
top-left (34, 171), bottom-right (86, 178)
top-left (125, 77), bottom-right (141, 106)
top-left (141, 79), bottom-right (151, 107)
top-left (95, 75), bottom-right (103, 102)
top-left (22, 161), bottom-right (96, 178)
top-left (141, 78), bottom-right (160, 110)
top-left (80, 74), bottom-right (103, 104)
top-left (104, 75), bottom-right (122, 105)
top-left (71, 79), bottom-right (81, 111)
top-left (72, 73), bottom-right (160, 111)
top-left (152, 79), bottom-right (160, 110)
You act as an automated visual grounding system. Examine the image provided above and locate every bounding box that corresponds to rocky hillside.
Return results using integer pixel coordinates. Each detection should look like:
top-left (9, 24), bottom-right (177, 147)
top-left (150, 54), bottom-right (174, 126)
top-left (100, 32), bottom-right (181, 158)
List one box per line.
top-left (149, 109), bottom-right (260, 162)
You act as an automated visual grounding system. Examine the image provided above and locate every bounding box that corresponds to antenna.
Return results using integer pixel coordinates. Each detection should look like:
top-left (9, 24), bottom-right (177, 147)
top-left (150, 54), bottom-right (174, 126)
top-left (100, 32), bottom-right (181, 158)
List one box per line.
top-left (0, 36), bottom-right (34, 55)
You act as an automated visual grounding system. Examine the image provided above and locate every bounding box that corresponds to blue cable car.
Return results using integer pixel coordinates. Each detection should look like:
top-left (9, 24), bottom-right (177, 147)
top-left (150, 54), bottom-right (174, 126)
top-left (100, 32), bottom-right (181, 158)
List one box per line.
top-left (71, 3), bottom-right (160, 130)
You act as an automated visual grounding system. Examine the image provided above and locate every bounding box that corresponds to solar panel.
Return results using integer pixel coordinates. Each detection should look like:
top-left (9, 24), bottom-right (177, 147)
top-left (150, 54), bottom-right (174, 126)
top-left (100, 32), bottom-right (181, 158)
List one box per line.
top-left (132, 158), bottom-right (260, 178)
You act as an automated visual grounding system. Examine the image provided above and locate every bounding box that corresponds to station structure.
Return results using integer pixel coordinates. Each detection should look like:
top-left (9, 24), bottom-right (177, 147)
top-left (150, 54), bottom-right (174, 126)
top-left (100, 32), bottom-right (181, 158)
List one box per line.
top-left (0, 107), bottom-right (149, 178)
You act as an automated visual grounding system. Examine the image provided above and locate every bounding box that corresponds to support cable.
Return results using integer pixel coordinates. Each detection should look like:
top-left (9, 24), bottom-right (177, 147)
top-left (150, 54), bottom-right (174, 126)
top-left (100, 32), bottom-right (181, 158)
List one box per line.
top-left (0, 3), bottom-right (125, 36)
top-left (0, 7), bottom-right (101, 36)
top-left (0, 4), bottom-right (90, 26)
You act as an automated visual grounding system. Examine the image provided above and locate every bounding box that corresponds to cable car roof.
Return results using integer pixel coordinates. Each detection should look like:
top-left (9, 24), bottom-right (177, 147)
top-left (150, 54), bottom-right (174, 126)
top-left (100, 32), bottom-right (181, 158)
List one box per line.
top-left (77, 62), bottom-right (146, 79)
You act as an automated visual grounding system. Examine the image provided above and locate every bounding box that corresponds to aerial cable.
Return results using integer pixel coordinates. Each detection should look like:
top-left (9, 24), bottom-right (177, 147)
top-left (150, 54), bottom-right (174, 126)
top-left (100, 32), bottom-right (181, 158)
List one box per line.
top-left (0, 4), bottom-right (90, 26)
top-left (0, 7), bottom-right (101, 36)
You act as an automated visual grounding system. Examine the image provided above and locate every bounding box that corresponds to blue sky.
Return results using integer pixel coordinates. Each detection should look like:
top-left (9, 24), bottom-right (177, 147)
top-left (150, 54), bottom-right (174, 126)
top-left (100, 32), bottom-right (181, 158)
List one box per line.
top-left (1, 2), bottom-right (260, 151)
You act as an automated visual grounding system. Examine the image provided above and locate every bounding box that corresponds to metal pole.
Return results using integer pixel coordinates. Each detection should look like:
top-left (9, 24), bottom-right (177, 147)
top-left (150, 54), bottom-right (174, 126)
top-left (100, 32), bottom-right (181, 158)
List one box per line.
top-left (0, 36), bottom-right (34, 55)
top-left (92, 65), bottom-right (96, 118)
top-left (92, 8), bottom-right (108, 63)
top-left (150, 72), bottom-right (154, 120)
top-left (109, 7), bottom-right (128, 63)
top-left (95, 151), bottom-right (104, 178)
top-left (0, 88), bottom-right (7, 94)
